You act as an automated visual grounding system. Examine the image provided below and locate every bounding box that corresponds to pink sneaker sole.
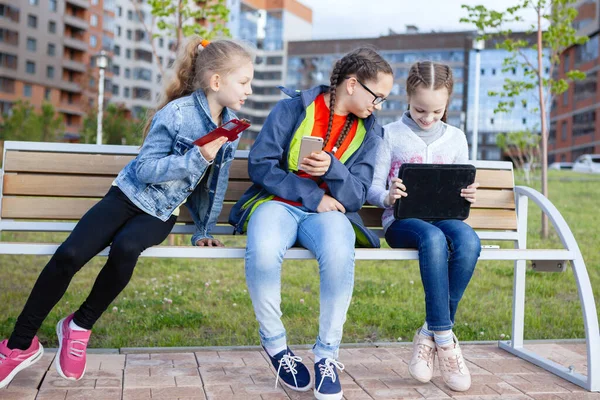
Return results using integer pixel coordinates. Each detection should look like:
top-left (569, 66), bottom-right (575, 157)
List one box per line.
top-left (0, 344), bottom-right (44, 389)
top-left (54, 319), bottom-right (86, 381)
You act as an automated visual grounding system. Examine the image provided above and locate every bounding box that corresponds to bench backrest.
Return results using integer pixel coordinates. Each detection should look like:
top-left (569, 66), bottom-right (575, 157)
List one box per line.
top-left (0, 141), bottom-right (518, 241)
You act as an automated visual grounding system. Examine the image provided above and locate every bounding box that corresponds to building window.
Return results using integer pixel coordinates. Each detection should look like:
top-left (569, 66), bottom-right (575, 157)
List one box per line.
top-left (27, 37), bottom-right (36, 51)
top-left (48, 21), bottom-right (56, 33)
top-left (26, 61), bottom-right (35, 74)
top-left (492, 68), bottom-right (496, 75)
top-left (124, 87), bottom-right (130, 97)
top-left (125, 68), bottom-right (130, 78)
top-left (49, 0), bottom-right (57, 12)
top-left (47, 65), bottom-right (54, 78)
top-left (126, 48), bottom-right (131, 59)
top-left (44, 88), bottom-right (51, 100)
top-left (159, 37), bottom-right (164, 47)
top-left (29, 0), bottom-right (39, 5)
top-left (563, 91), bottom-right (569, 106)
top-left (573, 71), bottom-right (597, 102)
top-left (116, 25), bottom-right (121, 36)
top-left (522, 118), bottom-right (527, 125)
top-left (91, 14), bottom-right (98, 26)
top-left (112, 64), bottom-right (120, 75)
top-left (89, 77), bottom-right (95, 88)
top-left (480, 68), bottom-right (485, 75)
top-left (0, 77), bottom-right (16, 93)
top-left (92, 0), bottom-right (99, 4)
top-left (127, 29), bottom-right (132, 40)
top-left (561, 121), bottom-right (568, 141)
top-left (572, 110), bottom-right (596, 136)
top-left (575, 34), bottom-right (599, 65)
top-left (117, 6), bottom-right (122, 17)
top-left (27, 14), bottom-right (37, 28)
top-left (114, 45), bottom-right (120, 56)
top-left (90, 35), bottom-right (97, 47)
top-left (112, 84), bottom-right (119, 95)
top-left (564, 53), bottom-right (570, 73)
top-left (24, 84), bottom-right (32, 97)
top-left (48, 43), bottom-right (56, 56)
top-left (127, 10), bottom-right (133, 20)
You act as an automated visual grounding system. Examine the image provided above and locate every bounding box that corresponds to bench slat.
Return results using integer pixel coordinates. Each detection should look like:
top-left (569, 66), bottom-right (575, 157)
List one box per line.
top-left (475, 169), bottom-right (514, 189)
top-left (1, 174), bottom-right (516, 210)
top-left (2, 174), bottom-right (253, 200)
top-left (2, 196), bottom-right (516, 230)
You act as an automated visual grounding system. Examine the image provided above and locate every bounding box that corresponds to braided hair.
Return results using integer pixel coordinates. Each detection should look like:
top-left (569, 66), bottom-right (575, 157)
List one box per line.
top-left (325, 48), bottom-right (393, 149)
top-left (406, 61), bottom-right (454, 123)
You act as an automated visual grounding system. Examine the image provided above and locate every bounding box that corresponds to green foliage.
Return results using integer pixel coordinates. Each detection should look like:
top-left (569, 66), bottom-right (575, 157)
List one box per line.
top-left (461, 0), bottom-right (588, 116)
top-left (81, 104), bottom-right (144, 146)
top-left (0, 101), bottom-right (64, 142)
top-left (147, 0), bottom-right (230, 45)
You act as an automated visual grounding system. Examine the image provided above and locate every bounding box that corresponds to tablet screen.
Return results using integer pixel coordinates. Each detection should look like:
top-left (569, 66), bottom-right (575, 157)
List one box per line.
top-left (393, 163), bottom-right (476, 221)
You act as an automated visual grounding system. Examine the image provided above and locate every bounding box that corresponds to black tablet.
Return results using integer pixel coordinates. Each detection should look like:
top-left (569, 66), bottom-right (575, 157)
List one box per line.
top-left (393, 163), bottom-right (476, 221)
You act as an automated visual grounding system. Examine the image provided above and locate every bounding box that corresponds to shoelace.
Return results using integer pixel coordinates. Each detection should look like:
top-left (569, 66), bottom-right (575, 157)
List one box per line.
top-left (442, 352), bottom-right (465, 374)
top-left (69, 340), bottom-right (87, 358)
top-left (0, 353), bottom-right (6, 364)
top-left (274, 353), bottom-right (302, 388)
top-left (316, 359), bottom-right (345, 392)
top-left (417, 343), bottom-right (434, 366)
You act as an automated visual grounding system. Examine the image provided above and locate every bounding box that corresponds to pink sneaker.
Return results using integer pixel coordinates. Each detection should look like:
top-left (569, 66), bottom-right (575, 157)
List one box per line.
top-left (55, 314), bottom-right (91, 381)
top-left (0, 336), bottom-right (44, 389)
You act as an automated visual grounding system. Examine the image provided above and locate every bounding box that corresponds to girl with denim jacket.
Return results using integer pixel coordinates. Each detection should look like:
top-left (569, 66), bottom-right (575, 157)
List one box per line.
top-left (367, 61), bottom-right (480, 392)
top-left (0, 37), bottom-right (253, 388)
top-left (229, 48), bottom-right (393, 400)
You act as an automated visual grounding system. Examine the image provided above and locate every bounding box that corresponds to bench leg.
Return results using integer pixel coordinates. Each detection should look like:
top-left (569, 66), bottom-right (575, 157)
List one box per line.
top-left (499, 187), bottom-right (600, 391)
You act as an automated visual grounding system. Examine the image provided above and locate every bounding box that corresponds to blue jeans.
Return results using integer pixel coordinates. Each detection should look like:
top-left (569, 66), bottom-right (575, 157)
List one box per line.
top-left (385, 219), bottom-right (481, 331)
top-left (245, 201), bottom-right (356, 360)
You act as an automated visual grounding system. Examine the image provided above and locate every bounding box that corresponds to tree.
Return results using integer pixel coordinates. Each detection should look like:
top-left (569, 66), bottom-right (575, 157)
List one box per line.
top-left (496, 129), bottom-right (541, 184)
top-left (81, 104), bottom-right (144, 146)
top-left (0, 101), bottom-right (64, 142)
top-left (131, 0), bottom-right (231, 76)
top-left (461, 0), bottom-right (588, 238)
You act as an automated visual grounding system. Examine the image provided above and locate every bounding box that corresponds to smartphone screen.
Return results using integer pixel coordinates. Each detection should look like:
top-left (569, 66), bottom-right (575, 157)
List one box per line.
top-left (298, 136), bottom-right (324, 170)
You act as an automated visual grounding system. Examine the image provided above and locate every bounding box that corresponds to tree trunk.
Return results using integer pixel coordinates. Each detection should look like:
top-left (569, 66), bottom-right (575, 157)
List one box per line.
top-left (537, 6), bottom-right (550, 238)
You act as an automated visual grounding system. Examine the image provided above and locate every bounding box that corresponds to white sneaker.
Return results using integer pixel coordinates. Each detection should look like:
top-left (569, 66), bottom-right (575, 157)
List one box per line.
top-left (436, 334), bottom-right (471, 392)
top-left (408, 329), bottom-right (436, 383)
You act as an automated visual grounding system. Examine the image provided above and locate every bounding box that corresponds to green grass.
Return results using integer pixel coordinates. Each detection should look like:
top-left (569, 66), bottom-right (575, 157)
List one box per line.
top-left (1, 170), bottom-right (599, 349)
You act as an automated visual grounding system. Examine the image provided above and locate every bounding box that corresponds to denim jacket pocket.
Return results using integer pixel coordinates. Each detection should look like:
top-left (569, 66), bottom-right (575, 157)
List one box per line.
top-left (173, 135), bottom-right (195, 156)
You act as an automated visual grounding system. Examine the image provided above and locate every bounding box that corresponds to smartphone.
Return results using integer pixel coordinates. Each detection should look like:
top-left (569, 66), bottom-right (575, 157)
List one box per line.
top-left (298, 136), bottom-right (324, 169)
top-left (193, 118), bottom-right (251, 147)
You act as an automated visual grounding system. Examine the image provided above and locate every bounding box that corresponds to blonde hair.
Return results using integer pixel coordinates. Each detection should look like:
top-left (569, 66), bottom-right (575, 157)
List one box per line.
top-left (406, 61), bottom-right (454, 123)
top-left (143, 36), bottom-right (253, 139)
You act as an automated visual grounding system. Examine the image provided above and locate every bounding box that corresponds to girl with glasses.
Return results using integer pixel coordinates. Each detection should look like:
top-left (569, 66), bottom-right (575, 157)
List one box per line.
top-left (229, 48), bottom-right (393, 400)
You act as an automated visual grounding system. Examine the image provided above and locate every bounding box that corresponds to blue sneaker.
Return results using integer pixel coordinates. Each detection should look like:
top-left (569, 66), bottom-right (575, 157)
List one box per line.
top-left (263, 347), bottom-right (312, 391)
top-left (314, 358), bottom-right (345, 400)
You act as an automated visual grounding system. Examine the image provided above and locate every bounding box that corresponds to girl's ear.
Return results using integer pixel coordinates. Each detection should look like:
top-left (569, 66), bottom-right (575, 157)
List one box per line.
top-left (345, 76), bottom-right (357, 96)
top-left (209, 73), bottom-right (221, 92)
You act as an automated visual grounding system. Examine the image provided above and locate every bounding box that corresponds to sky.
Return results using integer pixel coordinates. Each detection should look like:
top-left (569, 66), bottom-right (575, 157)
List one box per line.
top-left (298, 0), bottom-right (540, 40)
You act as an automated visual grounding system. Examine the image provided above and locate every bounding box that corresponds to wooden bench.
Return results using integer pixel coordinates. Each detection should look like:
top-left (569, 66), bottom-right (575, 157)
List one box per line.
top-left (0, 140), bottom-right (598, 391)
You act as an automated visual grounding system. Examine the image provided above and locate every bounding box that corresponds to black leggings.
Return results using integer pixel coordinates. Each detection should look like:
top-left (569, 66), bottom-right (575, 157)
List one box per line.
top-left (8, 186), bottom-right (177, 350)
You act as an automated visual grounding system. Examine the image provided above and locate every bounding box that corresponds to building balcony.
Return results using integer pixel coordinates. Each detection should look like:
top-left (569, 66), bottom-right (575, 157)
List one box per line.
top-left (66, 0), bottom-right (89, 9)
top-left (63, 59), bottom-right (87, 73)
top-left (64, 37), bottom-right (87, 52)
top-left (64, 14), bottom-right (89, 31)
top-left (58, 102), bottom-right (85, 116)
top-left (60, 80), bottom-right (83, 93)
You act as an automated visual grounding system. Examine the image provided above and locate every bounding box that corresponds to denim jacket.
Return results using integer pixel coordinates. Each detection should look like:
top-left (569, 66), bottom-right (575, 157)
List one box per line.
top-left (228, 85), bottom-right (383, 248)
top-left (115, 89), bottom-right (239, 245)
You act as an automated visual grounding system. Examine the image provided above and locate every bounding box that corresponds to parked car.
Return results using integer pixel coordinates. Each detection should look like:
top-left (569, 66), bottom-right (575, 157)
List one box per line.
top-left (549, 162), bottom-right (574, 170)
top-left (572, 154), bottom-right (600, 174)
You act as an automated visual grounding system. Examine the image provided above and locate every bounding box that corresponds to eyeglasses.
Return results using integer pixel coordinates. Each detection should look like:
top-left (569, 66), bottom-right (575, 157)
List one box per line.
top-left (355, 79), bottom-right (387, 105)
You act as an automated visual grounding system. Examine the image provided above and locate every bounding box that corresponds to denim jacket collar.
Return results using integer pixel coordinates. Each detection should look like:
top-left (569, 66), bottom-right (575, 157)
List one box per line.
top-left (192, 89), bottom-right (235, 128)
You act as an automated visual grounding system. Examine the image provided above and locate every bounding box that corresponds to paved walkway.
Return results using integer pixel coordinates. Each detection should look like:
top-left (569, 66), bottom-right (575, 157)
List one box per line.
top-left (1, 342), bottom-right (598, 400)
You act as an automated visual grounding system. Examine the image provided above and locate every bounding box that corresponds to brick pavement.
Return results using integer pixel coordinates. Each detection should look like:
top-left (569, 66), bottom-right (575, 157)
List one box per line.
top-left (0, 342), bottom-right (598, 400)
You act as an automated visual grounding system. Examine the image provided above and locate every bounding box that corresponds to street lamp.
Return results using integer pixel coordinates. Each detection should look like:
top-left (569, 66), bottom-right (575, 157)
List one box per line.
top-left (471, 34), bottom-right (485, 160)
top-left (95, 50), bottom-right (110, 145)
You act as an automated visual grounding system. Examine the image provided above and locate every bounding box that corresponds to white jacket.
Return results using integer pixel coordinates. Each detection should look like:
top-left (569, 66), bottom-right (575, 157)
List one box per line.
top-left (366, 118), bottom-right (469, 232)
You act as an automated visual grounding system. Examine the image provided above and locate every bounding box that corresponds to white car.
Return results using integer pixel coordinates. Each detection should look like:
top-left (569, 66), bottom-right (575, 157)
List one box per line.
top-left (572, 154), bottom-right (600, 174)
top-left (549, 162), bottom-right (574, 171)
